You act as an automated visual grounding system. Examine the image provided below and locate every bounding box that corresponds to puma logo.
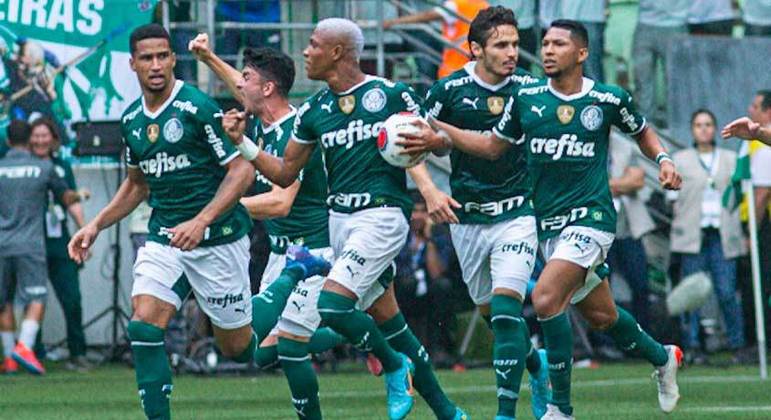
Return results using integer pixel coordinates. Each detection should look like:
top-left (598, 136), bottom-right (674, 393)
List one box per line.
top-left (234, 306), bottom-right (246, 314)
top-left (346, 265), bottom-right (360, 278)
top-left (531, 105), bottom-right (546, 117)
top-left (495, 368), bottom-right (511, 380)
top-left (321, 100), bottom-right (334, 114)
top-left (291, 301), bottom-right (304, 312)
top-left (462, 97), bottom-right (479, 110)
top-left (573, 243), bottom-right (585, 253)
top-left (132, 128), bottom-right (141, 139)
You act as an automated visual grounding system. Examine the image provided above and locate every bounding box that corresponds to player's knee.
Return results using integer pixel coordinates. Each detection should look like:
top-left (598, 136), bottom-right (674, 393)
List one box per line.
top-left (127, 320), bottom-right (165, 344)
top-left (317, 290), bottom-right (355, 327)
top-left (490, 295), bottom-right (524, 340)
top-left (584, 307), bottom-right (618, 331)
top-left (531, 288), bottom-right (560, 318)
top-left (254, 346), bottom-right (279, 369)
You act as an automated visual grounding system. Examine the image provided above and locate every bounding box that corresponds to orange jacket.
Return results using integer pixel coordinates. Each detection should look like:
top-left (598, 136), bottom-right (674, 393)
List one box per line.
top-left (437, 0), bottom-right (489, 79)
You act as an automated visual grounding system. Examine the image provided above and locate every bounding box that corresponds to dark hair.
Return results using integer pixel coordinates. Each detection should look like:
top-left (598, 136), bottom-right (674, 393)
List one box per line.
top-left (468, 6), bottom-right (518, 52)
top-left (129, 24), bottom-right (171, 55)
top-left (242, 47), bottom-right (295, 98)
top-left (30, 117), bottom-right (62, 154)
top-left (549, 19), bottom-right (589, 48)
top-left (690, 108), bottom-right (717, 126)
top-left (758, 90), bottom-right (771, 111)
top-left (7, 119), bottom-right (31, 146)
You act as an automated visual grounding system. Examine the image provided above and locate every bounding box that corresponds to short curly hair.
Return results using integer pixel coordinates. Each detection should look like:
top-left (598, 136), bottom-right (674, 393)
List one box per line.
top-left (468, 6), bottom-right (518, 51)
top-left (242, 47), bottom-right (295, 98)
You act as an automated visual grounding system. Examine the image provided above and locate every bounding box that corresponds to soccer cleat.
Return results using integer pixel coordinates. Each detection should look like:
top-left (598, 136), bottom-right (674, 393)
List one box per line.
top-left (529, 349), bottom-right (551, 419)
top-left (367, 352), bottom-right (384, 377)
top-left (3, 357), bottom-right (19, 374)
top-left (285, 245), bottom-right (331, 279)
top-left (12, 342), bottom-right (45, 375)
top-left (384, 353), bottom-right (415, 420)
top-left (654, 345), bottom-right (683, 413)
top-left (454, 408), bottom-right (470, 420)
top-left (493, 415), bottom-right (513, 420)
top-left (541, 404), bottom-right (574, 420)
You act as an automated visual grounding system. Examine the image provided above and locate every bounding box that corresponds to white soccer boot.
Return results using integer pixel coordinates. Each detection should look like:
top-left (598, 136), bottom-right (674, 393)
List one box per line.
top-left (654, 345), bottom-right (683, 413)
top-left (541, 404), bottom-right (574, 420)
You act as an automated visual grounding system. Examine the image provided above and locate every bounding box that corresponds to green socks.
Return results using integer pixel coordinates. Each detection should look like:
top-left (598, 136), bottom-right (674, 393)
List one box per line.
top-left (252, 266), bottom-right (304, 341)
top-left (279, 337), bottom-right (322, 420)
top-left (490, 295), bottom-right (528, 418)
top-left (317, 290), bottom-right (403, 373)
top-left (308, 327), bottom-right (345, 353)
top-left (540, 312), bottom-right (574, 416)
top-left (231, 332), bottom-right (257, 363)
top-left (606, 307), bottom-right (668, 367)
top-left (379, 313), bottom-right (457, 420)
top-left (128, 321), bottom-right (173, 420)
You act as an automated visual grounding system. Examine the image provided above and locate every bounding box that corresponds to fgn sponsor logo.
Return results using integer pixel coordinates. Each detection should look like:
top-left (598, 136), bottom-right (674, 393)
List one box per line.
top-left (530, 134), bottom-right (595, 160)
top-left (327, 192), bottom-right (371, 209)
top-left (493, 359), bottom-right (519, 366)
top-left (139, 152), bottom-right (191, 178)
top-left (320, 119), bottom-right (383, 150)
top-left (206, 293), bottom-right (244, 309)
top-left (464, 196), bottom-right (525, 216)
top-left (540, 207), bottom-right (589, 231)
top-left (0, 166), bottom-right (42, 178)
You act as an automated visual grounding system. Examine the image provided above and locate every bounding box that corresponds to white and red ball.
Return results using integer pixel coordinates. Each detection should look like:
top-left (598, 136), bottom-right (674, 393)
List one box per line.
top-left (377, 112), bottom-right (429, 168)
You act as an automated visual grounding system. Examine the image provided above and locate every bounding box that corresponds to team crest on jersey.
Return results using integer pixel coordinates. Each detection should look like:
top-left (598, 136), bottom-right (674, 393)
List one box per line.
top-left (487, 96), bottom-right (505, 115)
top-left (557, 105), bottom-right (575, 124)
top-left (362, 88), bottom-right (387, 113)
top-left (339, 95), bottom-right (356, 114)
top-left (163, 118), bottom-right (184, 143)
top-left (147, 124), bottom-right (160, 143)
top-left (580, 105), bottom-right (603, 131)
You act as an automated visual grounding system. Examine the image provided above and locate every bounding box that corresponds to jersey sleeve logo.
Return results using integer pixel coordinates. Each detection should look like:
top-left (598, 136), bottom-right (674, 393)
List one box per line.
top-left (580, 106), bottom-right (603, 131)
top-left (163, 118), bottom-right (184, 143)
top-left (487, 96), bottom-right (504, 115)
top-left (339, 95), bottom-right (356, 114)
top-left (362, 88), bottom-right (387, 113)
top-left (557, 105), bottom-right (575, 124)
top-left (147, 124), bottom-right (160, 143)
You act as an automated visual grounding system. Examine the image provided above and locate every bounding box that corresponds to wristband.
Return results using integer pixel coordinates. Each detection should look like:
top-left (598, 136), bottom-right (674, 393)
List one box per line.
top-left (433, 129), bottom-right (452, 157)
top-left (655, 152), bottom-right (672, 165)
top-left (236, 135), bottom-right (260, 161)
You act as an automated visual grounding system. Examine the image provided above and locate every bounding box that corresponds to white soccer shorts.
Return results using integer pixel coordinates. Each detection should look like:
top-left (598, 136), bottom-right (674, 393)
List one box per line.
top-left (132, 236), bottom-right (252, 329)
top-left (328, 207), bottom-right (408, 311)
top-left (450, 216), bottom-right (538, 305)
top-left (539, 225), bottom-right (615, 304)
top-left (259, 247), bottom-right (334, 337)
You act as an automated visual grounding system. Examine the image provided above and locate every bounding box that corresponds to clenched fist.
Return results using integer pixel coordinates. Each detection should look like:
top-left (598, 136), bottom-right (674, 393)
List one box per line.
top-left (188, 33), bottom-right (212, 61)
top-left (222, 108), bottom-right (247, 145)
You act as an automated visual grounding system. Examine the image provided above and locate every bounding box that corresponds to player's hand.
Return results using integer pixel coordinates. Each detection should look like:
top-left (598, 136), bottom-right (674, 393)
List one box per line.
top-left (222, 108), bottom-right (246, 145)
top-left (659, 161), bottom-right (682, 191)
top-left (397, 119), bottom-right (447, 156)
top-left (721, 116), bottom-right (759, 141)
top-left (168, 218), bottom-right (207, 251)
top-left (188, 33), bottom-right (213, 61)
top-left (423, 188), bottom-right (461, 224)
top-left (78, 188), bottom-right (91, 201)
top-left (68, 223), bottom-right (99, 264)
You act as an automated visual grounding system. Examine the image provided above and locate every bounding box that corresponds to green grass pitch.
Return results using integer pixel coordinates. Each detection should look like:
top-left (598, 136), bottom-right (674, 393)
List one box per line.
top-left (3, 362), bottom-right (770, 419)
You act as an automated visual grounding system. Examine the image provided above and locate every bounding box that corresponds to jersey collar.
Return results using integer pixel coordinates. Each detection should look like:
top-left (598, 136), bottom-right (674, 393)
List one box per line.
top-left (547, 77), bottom-right (595, 101)
top-left (464, 61), bottom-right (511, 92)
top-left (261, 106), bottom-right (297, 134)
top-left (142, 80), bottom-right (184, 119)
top-left (333, 75), bottom-right (375, 96)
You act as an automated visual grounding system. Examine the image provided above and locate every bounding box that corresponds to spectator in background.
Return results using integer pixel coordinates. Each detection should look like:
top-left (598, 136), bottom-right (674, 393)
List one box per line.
top-left (559, 0), bottom-right (607, 82)
top-left (216, 1), bottom-right (281, 68)
top-left (394, 194), bottom-right (459, 367)
top-left (489, 0), bottom-right (537, 69)
top-left (384, 0), bottom-right (489, 79)
top-left (633, 0), bottom-right (689, 126)
top-left (688, 0), bottom-right (736, 36)
top-left (669, 109), bottom-right (749, 364)
top-left (744, 0), bottom-right (771, 36)
top-left (0, 120), bottom-right (80, 375)
top-left (538, 0), bottom-right (559, 32)
top-left (607, 140), bottom-right (656, 331)
top-left (28, 118), bottom-right (90, 371)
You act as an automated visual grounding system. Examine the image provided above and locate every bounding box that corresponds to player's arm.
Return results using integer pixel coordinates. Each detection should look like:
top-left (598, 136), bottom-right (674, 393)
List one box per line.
top-left (188, 33), bottom-right (244, 104)
top-left (610, 166), bottom-right (645, 197)
top-left (169, 156), bottom-right (253, 251)
top-left (721, 116), bottom-right (771, 146)
top-left (633, 126), bottom-right (681, 191)
top-left (68, 167), bottom-right (148, 263)
top-left (240, 181), bottom-right (301, 219)
top-left (407, 163), bottom-right (461, 224)
top-left (398, 119), bottom-right (511, 160)
top-left (222, 108), bottom-right (313, 187)
top-left (383, 9), bottom-right (443, 29)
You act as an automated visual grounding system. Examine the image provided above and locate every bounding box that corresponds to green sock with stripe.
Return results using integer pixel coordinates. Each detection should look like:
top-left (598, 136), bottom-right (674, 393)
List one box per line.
top-left (278, 337), bottom-right (322, 420)
top-left (491, 295), bottom-right (528, 418)
top-left (540, 312), bottom-right (574, 416)
top-left (606, 307), bottom-right (668, 367)
top-left (128, 321), bottom-right (173, 420)
top-left (252, 266), bottom-right (305, 340)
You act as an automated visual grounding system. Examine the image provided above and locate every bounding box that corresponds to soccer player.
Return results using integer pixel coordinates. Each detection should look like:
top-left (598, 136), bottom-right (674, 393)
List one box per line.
top-left (414, 6), bottom-right (549, 420)
top-left (189, 35), bottom-right (345, 419)
top-left (68, 24), bottom-right (329, 420)
top-left (221, 18), bottom-right (467, 420)
top-left (400, 20), bottom-right (683, 419)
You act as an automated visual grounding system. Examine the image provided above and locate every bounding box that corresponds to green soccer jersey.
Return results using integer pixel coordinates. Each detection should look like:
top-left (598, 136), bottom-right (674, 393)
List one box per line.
top-left (121, 80), bottom-right (252, 247)
top-left (494, 77), bottom-right (647, 238)
top-left (424, 62), bottom-right (539, 224)
top-left (252, 108), bottom-right (329, 253)
top-left (292, 75), bottom-right (421, 218)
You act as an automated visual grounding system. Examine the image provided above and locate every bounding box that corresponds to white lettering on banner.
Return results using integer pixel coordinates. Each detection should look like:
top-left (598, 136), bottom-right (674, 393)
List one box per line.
top-left (0, 0), bottom-right (104, 35)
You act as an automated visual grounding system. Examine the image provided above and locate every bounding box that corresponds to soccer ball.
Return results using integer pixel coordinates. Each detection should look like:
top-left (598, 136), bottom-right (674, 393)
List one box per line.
top-left (377, 112), bottom-right (429, 168)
